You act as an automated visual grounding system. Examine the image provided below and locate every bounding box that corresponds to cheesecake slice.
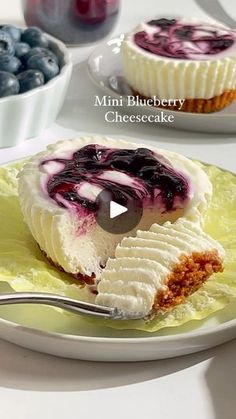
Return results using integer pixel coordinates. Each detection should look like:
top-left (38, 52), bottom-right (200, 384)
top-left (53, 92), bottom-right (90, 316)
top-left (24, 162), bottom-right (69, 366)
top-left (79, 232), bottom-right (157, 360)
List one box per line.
top-left (96, 219), bottom-right (225, 317)
top-left (18, 136), bottom-right (212, 282)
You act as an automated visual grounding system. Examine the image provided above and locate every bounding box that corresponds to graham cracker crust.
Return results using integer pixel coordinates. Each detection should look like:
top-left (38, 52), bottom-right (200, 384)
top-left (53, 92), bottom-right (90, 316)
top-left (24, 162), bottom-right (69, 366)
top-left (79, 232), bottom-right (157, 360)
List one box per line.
top-left (153, 250), bottom-right (224, 311)
top-left (132, 89), bottom-right (236, 113)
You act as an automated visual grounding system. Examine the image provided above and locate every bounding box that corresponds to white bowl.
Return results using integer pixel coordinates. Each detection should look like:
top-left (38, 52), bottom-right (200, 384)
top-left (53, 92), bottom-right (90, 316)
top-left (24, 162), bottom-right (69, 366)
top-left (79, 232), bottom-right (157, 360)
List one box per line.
top-left (0, 33), bottom-right (72, 148)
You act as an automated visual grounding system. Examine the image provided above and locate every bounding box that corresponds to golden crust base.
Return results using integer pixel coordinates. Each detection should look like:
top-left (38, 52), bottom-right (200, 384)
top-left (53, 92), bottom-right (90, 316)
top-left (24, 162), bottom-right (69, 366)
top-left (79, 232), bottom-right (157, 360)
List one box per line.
top-left (153, 250), bottom-right (224, 311)
top-left (132, 89), bottom-right (236, 113)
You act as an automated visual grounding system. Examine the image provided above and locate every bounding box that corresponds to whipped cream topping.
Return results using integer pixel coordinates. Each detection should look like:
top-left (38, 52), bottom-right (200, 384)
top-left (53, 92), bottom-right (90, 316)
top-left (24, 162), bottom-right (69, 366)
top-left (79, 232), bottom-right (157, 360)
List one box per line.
top-left (41, 144), bottom-right (191, 224)
top-left (134, 18), bottom-right (236, 60)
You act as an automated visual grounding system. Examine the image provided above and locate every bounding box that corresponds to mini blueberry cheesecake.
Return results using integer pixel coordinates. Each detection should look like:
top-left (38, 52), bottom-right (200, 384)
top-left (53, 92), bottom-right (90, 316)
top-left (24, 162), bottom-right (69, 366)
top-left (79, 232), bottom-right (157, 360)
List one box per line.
top-left (122, 18), bottom-right (236, 113)
top-left (18, 136), bottom-right (212, 283)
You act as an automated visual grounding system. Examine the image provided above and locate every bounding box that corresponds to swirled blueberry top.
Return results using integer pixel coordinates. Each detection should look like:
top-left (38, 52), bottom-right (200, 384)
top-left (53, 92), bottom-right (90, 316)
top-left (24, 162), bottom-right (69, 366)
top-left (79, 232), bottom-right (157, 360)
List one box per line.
top-left (40, 145), bottom-right (190, 217)
top-left (133, 18), bottom-right (236, 60)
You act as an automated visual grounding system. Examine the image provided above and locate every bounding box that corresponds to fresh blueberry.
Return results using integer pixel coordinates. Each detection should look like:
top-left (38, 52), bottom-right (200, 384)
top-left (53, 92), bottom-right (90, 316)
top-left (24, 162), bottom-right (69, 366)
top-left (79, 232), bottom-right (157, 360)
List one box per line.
top-left (0, 29), bottom-right (15, 56)
top-left (21, 27), bottom-right (49, 48)
top-left (2, 24), bottom-right (21, 42)
top-left (23, 46), bottom-right (59, 65)
top-left (27, 54), bottom-right (59, 81)
top-left (0, 55), bottom-right (21, 74)
top-left (33, 47), bottom-right (58, 63)
top-left (17, 69), bottom-right (45, 93)
top-left (20, 46), bottom-right (41, 65)
top-left (15, 42), bottom-right (30, 58)
top-left (0, 71), bottom-right (20, 97)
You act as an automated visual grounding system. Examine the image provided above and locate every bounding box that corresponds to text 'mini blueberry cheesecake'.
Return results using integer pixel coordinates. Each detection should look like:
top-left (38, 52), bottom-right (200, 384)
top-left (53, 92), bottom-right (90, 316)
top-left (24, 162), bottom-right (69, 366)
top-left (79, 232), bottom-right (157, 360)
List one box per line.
top-left (122, 18), bottom-right (236, 113)
top-left (18, 136), bottom-right (212, 287)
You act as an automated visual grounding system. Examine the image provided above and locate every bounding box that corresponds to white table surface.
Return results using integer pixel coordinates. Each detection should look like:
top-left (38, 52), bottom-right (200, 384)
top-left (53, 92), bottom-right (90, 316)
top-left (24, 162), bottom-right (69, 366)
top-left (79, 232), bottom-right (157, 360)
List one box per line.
top-left (0, 1), bottom-right (236, 418)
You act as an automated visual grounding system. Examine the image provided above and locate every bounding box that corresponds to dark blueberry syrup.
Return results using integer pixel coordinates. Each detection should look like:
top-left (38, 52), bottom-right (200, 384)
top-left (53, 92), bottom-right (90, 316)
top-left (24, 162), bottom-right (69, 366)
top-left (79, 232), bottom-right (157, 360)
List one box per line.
top-left (41, 145), bottom-right (189, 213)
top-left (134, 19), bottom-right (235, 59)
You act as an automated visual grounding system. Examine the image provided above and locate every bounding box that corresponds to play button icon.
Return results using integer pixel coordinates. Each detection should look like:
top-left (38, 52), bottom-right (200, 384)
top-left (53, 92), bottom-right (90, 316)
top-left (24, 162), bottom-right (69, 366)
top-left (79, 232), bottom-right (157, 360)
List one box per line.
top-left (95, 189), bottom-right (143, 234)
top-left (110, 201), bottom-right (128, 219)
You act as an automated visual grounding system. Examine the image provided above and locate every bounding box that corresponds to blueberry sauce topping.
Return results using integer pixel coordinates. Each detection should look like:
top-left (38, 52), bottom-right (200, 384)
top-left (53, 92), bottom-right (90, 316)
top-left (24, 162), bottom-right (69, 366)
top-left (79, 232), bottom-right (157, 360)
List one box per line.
top-left (41, 144), bottom-right (190, 214)
top-left (134, 19), bottom-right (235, 60)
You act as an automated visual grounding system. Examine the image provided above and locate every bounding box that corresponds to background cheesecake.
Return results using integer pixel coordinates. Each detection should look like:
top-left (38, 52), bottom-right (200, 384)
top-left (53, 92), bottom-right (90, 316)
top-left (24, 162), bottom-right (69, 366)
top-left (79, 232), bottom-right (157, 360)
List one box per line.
top-left (122, 18), bottom-right (236, 113)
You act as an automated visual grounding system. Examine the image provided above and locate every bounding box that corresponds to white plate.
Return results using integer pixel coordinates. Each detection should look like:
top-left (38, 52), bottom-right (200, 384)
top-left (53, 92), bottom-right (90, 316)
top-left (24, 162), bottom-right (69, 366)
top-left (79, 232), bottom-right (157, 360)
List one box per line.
top-left (87, 34), bottom-right (236, 134)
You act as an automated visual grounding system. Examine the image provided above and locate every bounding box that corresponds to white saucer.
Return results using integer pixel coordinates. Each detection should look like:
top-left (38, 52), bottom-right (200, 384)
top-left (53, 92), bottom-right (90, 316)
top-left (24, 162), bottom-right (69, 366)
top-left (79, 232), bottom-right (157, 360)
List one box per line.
top-left (88, 34), bottom-right (236, 134)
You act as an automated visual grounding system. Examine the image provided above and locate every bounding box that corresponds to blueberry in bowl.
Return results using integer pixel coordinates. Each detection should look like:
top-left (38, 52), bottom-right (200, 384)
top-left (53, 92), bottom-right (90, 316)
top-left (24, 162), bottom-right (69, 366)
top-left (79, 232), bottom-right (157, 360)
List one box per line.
top-left (0, 25), bottom-right (63, 97)
top-left (1, 25), bottom-right (22, 43)
top-left (0, 55), bottom-right (21, 74)
top-left (14, 42), bottom-right (31, 58)
top-left (17, 69), bottom-right (45, 93)
top-left (0, 24), bottom-right (72, 148)
top-left (0, 29), bottom-right (15, 56)
top-left (23, 46), bottom-right (59, 65)
top-left (21, 26), bottom-right (49, 48)
top-left (0, 71), bottom-right (19, 97)
top-left (27, 54), bottom-right (59, 81)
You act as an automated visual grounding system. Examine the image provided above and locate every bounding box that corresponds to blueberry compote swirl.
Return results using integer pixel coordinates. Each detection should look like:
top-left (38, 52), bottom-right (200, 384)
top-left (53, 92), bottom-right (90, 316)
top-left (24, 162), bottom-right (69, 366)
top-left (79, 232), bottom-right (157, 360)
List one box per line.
top-left (41, 145), bottom-right (190, 215)
top-left (134, 18), bottom-right (235, 60)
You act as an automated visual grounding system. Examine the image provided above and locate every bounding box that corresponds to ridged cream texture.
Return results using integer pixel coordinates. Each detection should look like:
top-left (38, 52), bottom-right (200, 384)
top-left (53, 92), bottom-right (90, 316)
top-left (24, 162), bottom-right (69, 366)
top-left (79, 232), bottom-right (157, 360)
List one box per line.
top-left (122, 32), bottom-right (236, 100)
top-left (18, 136), bottom-right (212, 277)
top-left (96, 219), bottom-right (225, 316)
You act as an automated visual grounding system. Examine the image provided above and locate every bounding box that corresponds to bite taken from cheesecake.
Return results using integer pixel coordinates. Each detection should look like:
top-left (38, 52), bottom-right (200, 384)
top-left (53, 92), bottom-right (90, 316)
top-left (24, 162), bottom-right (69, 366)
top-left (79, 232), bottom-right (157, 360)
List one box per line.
top-left (18, 136), bottom-right (212, 284)
top-left (122, 17), bottom-right (236, 113)
top-left (96, 218), bottom-right (225, 318)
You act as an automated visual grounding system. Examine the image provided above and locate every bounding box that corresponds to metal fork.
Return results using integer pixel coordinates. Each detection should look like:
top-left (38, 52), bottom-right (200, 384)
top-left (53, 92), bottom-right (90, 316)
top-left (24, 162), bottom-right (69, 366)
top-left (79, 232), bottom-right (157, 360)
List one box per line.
top-left (0, 292), bottom-right (143, 320)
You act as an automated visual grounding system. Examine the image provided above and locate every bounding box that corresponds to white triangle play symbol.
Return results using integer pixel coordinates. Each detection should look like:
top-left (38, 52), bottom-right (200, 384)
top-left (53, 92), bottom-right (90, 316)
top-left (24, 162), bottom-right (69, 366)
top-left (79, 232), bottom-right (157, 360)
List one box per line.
top-left (110, 201), bottom-right (128, 219)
